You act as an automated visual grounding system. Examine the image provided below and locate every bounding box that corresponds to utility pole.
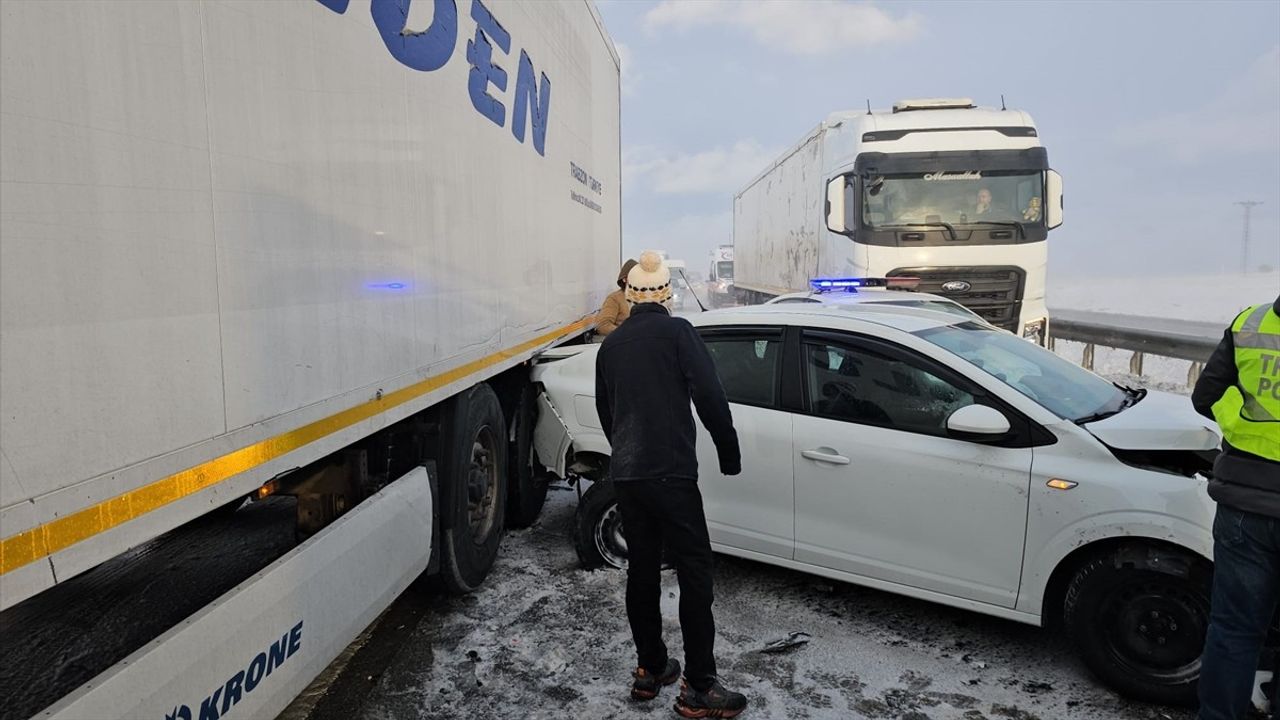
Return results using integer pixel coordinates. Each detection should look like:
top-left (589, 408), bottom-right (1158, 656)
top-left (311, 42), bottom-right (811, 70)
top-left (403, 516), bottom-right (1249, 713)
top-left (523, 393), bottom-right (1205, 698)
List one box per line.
top-left (1235, 200), bottom-right (1263, 273)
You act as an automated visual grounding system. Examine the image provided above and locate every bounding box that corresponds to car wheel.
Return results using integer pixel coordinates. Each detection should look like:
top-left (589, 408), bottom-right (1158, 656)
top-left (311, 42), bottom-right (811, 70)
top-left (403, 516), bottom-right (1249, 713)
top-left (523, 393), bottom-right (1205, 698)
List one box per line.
top-left (575, 479), bottom-right (628, 570)
top-left (1063, 546), bottom-right (1210, 707)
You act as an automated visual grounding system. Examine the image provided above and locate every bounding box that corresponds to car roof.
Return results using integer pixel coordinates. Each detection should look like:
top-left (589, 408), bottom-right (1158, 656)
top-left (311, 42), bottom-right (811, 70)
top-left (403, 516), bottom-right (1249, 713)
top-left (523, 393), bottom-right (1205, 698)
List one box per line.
top-left (766, 288), bottom-right (961, 306)
top-left (688, 300), bottom-right (970, 334)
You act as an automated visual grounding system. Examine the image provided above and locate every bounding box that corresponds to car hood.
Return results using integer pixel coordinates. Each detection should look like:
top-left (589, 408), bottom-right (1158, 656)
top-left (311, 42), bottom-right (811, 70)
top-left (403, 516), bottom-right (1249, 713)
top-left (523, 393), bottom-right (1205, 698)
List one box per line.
top-left (1083, 389), bottom-right (1221, 451)
top-left (530, 343), bottom-right (599, 383)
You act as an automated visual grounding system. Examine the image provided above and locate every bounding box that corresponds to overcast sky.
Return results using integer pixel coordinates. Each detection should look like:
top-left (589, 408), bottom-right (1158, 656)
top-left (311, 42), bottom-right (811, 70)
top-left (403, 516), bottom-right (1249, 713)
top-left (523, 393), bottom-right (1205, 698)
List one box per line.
top-left (595, 0), bottom-right (1280, 281)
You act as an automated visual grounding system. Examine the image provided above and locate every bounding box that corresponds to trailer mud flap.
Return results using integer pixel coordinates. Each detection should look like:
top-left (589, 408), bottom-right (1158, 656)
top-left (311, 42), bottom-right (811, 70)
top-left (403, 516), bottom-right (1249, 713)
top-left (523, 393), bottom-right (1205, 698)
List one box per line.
top-left (34, 467), bottom-right (433, 720)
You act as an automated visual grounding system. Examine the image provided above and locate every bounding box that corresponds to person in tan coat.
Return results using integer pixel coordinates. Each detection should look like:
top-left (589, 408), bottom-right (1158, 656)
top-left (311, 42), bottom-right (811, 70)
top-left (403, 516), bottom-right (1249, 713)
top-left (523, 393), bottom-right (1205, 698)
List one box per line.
top-left (596, 258), bottom-right (638, 336)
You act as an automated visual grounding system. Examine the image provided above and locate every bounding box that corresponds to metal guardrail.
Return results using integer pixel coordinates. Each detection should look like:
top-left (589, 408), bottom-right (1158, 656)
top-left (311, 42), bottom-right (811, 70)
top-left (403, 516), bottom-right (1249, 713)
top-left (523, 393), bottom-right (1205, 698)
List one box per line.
top-left (1047, 309), bottom-right (1223, 384)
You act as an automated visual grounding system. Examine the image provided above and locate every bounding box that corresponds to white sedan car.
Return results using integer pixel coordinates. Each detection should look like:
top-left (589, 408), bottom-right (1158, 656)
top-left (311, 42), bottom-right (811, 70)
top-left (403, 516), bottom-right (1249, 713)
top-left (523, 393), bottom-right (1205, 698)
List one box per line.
top-left (531, 302), bottom-right (1222, 706)
top-left (766, 287), bottom-right (984, 320)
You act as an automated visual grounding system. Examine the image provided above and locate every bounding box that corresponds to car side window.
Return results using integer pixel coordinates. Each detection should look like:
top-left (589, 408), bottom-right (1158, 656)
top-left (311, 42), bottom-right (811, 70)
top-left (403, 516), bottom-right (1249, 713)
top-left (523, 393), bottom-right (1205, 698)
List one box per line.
top-left (803, 339), bottom-right (974, 437)
top-left (701, 333), bottom-right (782, 408)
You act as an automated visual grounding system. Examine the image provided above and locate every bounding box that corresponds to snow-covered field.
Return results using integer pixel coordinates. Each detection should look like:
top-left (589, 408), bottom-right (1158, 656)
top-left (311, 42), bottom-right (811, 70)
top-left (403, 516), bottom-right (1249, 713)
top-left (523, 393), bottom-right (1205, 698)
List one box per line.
top-left (1050, 272), bottom-right (1277, 325)
top-left (343, 488), bottom-right (1191, 720)
top-left (1050, 271), bottom-right (1278, 393)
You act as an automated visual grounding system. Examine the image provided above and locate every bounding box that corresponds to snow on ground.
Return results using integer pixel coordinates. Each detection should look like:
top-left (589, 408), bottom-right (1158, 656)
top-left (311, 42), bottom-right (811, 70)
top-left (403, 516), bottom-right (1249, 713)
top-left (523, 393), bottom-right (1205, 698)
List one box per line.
top-left (1057, 340), bottom-right (1196, 396)
top-left (1048, 271), bottom-right (1278, 392)
top-left (1049, 272), bottom-right (1277, 325)
top-left (355, 488), bottom-right (1191, 720)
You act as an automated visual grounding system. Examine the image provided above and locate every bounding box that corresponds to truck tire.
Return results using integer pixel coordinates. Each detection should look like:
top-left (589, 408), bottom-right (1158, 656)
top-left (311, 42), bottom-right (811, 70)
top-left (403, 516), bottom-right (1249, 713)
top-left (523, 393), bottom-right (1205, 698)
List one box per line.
top-left (506, 383), bottom-right (549, 528)
top-left (437, 384), bottom-right (508, 594)
top-left (575, 479), bottom-right (628, 570)
top-left (1062, 545), bottom-right (1210, 707)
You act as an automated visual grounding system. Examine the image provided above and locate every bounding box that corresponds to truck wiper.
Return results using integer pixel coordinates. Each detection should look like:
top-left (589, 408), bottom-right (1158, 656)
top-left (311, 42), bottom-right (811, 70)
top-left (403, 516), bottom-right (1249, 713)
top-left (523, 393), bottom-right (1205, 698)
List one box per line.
top-left (964, 220), bottom-right (1025, 239)
top-left (879, 222), bottom-right (957, 241)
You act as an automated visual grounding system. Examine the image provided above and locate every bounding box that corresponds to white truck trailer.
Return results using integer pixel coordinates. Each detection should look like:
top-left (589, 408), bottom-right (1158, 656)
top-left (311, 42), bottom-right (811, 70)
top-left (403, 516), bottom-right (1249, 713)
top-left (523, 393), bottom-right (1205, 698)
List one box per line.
top-left (0, 1), bottom-right (619, 717)
top-left (733, 98), bottom-right (1063, 344)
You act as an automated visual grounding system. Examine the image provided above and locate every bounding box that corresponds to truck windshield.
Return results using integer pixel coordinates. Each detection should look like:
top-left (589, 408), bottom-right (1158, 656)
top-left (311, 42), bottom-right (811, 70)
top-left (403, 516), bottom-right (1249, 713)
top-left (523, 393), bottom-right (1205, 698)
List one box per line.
top-left (917, 322), bottom-right (1126, 421)
top-left (863, 170), bottom-right (1044, 231)
top-left (716, 261), bottom-right (734, 279)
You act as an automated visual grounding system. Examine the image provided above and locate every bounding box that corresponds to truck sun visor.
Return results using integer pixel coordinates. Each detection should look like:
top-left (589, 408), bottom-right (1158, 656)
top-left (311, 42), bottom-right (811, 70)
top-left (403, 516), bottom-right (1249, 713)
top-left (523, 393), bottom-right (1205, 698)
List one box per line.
top-left (854, 147), bottom-right (1050, 176)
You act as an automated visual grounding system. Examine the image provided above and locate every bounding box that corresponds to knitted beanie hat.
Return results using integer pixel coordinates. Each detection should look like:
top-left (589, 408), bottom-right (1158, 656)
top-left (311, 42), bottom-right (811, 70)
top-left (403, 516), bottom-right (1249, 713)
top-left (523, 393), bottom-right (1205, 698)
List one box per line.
top-left (625, 250), bottom-right (672, 304)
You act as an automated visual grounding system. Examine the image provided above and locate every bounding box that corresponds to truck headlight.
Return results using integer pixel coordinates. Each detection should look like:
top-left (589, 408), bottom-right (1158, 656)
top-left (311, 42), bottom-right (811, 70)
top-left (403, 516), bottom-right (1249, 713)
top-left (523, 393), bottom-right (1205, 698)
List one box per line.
top-left (1023, 318), bottom-right (1047, 346)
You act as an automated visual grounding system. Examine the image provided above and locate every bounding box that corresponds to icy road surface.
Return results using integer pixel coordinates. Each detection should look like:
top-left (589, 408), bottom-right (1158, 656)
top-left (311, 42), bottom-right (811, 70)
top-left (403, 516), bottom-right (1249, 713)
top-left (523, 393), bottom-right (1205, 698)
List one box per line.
top-left (294, 489), bottom-right (1193, 720)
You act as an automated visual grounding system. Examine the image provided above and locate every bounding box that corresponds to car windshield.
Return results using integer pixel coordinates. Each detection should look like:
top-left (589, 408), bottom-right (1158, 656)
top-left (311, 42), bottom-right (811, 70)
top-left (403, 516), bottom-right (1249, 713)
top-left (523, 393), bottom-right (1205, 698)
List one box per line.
top-left (916, 322), bottom-right (1126, 421)
top-left (716, 261), bottom-right (733, 279)
top-left (863, 170), bottom-right (1044, 229)
top-left (880, 299), bottom-right (981, 321)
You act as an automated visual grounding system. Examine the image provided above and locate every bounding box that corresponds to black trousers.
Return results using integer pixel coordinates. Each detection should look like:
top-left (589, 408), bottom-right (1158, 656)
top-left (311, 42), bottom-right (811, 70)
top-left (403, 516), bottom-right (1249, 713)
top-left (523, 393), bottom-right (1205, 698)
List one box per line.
top-left (614, 478), bottom-right (717, 688)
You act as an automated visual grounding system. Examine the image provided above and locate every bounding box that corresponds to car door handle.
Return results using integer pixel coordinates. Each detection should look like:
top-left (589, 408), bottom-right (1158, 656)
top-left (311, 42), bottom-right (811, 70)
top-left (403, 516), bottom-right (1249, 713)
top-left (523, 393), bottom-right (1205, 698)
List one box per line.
top-left (801, 448), bottom-right (851, 465)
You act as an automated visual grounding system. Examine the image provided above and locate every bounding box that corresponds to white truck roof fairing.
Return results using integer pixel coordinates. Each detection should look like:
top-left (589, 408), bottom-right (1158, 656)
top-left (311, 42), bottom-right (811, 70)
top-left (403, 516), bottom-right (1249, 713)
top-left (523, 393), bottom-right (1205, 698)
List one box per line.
top-left (737, 103), bottom-right (1040, 200)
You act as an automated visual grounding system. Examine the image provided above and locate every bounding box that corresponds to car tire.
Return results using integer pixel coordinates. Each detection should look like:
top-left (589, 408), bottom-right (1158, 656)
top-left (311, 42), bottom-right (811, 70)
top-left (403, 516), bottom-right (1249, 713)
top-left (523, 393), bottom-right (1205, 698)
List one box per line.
top-left (1063, 546), bottom-right (1210, 707)
top-left (575, 479), bottom-right (628, 570)
top-left (436, 384), bottom-right (508, 595)
top-left (506, 383), bottom-right (549, 529)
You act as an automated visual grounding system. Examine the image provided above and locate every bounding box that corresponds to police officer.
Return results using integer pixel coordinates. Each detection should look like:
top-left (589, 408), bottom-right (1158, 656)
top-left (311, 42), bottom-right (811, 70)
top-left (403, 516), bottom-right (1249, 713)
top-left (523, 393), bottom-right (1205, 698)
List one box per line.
top-left (1192, 296), bottom-right (1280, 720)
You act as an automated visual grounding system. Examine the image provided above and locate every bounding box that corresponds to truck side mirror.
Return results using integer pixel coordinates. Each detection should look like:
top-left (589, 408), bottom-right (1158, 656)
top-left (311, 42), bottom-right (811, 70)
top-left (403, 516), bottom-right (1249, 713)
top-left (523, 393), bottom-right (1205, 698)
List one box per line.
top-left (826, 176), bottom-right (848, 233)
top-left (1046, 170), bottom-right (1063, 230)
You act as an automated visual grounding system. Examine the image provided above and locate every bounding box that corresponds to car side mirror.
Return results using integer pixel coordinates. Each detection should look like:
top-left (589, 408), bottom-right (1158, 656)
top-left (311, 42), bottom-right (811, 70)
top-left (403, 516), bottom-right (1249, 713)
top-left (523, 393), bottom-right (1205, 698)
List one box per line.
top-left (826, 176), bottom-right (847, 233)
top-left (946, 404), bottom-right (1011, 438)
top-left (1046, 169), bottom-right (1063, 230)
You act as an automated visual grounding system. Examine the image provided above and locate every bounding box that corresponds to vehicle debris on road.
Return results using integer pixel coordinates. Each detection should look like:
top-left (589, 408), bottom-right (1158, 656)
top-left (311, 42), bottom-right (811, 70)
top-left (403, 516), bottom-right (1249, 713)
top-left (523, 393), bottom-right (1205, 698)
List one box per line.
top-left (760, 631), bottom-right (812, 655)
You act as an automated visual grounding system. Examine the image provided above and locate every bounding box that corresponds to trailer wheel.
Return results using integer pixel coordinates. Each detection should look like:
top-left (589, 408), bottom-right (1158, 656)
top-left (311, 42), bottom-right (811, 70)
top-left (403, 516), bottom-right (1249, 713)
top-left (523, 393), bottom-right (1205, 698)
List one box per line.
top-left (1062, 545), bottom-right (1209, 706)
top-left (438, 384), bottom-right (507, 594)
top-left (506, 383), bottom-right (549, 528)
top-left (575, 479), bottom-right (628, 570)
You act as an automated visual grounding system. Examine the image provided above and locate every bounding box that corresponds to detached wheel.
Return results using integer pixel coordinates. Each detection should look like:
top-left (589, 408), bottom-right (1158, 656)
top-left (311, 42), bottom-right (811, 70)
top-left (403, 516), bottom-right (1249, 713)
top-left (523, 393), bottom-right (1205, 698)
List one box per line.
top-left (575, 479), bottom-right (628, 570)
top-left (506, 383), bottom-right (549, 528)
top-left (437, 384), bottom-right (508, 594)
top-left (1063, 546), bottom-right (1210, 706)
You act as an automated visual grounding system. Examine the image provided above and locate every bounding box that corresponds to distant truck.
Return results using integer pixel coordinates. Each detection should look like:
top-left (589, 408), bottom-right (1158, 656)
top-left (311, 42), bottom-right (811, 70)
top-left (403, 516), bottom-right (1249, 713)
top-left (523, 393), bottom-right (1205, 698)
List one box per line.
top-left (733, 98), bottom-right (1063, 345)
top-left (707, 245), bottom-right (735, 308)
top-left (0, 1), bottom-right (619, 718)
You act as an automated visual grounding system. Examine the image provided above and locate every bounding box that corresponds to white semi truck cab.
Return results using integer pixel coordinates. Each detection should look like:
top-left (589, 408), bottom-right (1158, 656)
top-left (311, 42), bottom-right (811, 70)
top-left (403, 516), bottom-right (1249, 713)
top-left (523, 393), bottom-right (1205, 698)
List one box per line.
top-left (707, 245), bottom-right (735, 307)
top-left (734, 98), bottom-right (1063, 344)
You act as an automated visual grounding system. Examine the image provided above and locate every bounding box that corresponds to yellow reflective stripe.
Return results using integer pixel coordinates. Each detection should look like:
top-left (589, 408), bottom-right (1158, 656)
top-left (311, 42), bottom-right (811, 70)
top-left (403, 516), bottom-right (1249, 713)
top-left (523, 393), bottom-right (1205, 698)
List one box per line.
top-left (0, 319), bottom-right (589, 575)
top-left (1242, 392), bottom-right (1280, 422)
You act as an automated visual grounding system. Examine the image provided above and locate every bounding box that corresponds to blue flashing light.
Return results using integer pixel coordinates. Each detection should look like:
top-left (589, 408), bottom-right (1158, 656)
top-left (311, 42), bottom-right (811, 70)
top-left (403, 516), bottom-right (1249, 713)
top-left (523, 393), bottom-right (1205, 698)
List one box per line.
top-left (808, 276), bottom-right (920, 293)
top-left (809, 277), bottom-right (867, 293)
top-left (366, 281), bottom-right (409, 291)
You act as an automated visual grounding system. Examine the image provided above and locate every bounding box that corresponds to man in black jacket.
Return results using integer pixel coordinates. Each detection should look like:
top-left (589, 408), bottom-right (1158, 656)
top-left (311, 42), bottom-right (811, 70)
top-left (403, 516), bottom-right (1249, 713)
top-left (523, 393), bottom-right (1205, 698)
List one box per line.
top-left (596, 251), bottom-right (747, 718)
top-left (1191, 295), bottom-right (1280, 720)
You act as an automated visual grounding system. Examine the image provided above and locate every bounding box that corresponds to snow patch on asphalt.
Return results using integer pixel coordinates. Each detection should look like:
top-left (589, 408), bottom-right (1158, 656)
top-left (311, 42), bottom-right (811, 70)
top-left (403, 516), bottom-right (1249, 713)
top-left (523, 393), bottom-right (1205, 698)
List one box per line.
top-left (357, 489), bottom-right (1189, 720)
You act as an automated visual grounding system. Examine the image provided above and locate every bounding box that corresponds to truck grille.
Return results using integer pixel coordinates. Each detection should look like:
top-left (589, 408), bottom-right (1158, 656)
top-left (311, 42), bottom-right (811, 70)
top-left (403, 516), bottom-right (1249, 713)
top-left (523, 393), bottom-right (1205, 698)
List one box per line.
top-left (887, 266), bottom-right (1025, 331)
